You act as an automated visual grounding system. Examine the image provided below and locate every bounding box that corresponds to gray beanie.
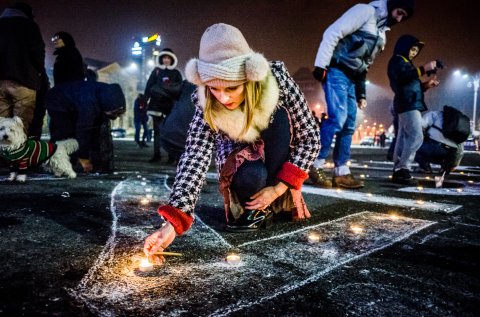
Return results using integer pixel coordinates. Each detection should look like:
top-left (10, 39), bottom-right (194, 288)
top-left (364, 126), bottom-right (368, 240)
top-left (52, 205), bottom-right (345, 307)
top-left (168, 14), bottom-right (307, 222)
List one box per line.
top-left (185, 23), bottom-right (269, 87)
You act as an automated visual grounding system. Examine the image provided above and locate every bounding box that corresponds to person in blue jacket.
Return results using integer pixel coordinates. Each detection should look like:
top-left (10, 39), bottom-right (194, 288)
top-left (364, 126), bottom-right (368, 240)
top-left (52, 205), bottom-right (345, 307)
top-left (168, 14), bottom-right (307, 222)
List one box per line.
top-left (45, 81), bottom-right (126, 173)
top-left (387, 34), bottom-right (439, 184)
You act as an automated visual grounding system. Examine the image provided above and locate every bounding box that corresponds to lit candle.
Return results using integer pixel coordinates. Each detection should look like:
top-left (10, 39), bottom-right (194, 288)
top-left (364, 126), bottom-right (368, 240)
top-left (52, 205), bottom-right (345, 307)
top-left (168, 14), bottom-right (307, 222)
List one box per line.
top-left (347, 161), bottom-right (352, 166)
top-left (389, 213), bottom-right (399, 220)
top-left (137, 175), bottom-right (142, 178)
top-left (456, 188), bottom-right (463, 193)
top-left (141, 181), bottom-right (147, 186)
top-left (417, 186), bottom-right (423, 191)
top-left (416, 200), bottom-right (425, 205)
top-left (138, 258), bottom-right (154, 272)
top-left (360, 174), bottom-right (366, 179)
top-left (425, 176), bottom-right (431, 180)
top-left (460, 172), bottom-right (465, 175)
top-left (364, 164), bottom-right (369, 168)
top-left (140, 197), bottom-right (150, 205)
top-left (146, 194), bottom-right (153, 199)
top-left (366, 193), bottom-right (373, 197)
top-left (468, 180), bottom-right (474, 184)
top-left (388, 175), bottom-right (393, 179)
top-left (145, 188), bottom-right (152, 192)
top-left (350, 225), bottom-right (363, 234)
top-left (336, 188), bottom-right (342, 193)
top-left (226, 253), bottom-right (241, 265)
top-left (307, 231), bottom-right (321, 243)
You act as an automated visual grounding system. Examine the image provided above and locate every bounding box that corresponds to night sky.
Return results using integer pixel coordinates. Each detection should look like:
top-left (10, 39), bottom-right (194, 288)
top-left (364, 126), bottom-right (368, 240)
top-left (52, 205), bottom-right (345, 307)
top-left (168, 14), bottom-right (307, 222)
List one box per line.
top-left (2, 0), bottom-right (479, 122)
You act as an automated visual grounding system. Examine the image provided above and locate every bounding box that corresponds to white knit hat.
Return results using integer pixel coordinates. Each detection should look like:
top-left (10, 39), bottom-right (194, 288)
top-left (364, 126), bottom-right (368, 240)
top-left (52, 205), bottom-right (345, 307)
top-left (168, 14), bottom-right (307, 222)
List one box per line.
top-left (185, 23), bottom-right (269, 87)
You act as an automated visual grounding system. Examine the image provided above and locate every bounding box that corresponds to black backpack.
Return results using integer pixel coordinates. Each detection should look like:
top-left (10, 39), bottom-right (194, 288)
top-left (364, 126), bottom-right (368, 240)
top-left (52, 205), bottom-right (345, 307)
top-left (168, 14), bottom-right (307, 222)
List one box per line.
top-left (440, 105), bottom-right (471, 143)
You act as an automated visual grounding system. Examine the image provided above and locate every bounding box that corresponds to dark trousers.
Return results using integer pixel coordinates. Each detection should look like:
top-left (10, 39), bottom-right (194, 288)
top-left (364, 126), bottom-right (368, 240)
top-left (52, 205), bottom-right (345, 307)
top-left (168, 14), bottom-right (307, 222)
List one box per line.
top-left (152, 115), bottom-right (165, 157)
top-left (134, 120), bottom-right (149, 143)
top-left (230, 107), bottom-right (290, 206)
top-left (415, 138), bottom-right (455, 171)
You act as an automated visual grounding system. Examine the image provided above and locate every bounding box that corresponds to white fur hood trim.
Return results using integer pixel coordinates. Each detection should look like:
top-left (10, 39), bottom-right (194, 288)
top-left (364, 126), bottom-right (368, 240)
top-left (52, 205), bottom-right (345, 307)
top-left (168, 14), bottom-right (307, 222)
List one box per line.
top-left (196, 68), bottom-right (280, 143)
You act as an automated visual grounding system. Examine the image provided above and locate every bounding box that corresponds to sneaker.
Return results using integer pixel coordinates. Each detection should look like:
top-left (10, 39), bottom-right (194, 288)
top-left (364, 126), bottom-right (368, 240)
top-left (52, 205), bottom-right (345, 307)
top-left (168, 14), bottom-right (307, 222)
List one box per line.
top-left (308, 166), bottom-right (332, 188)
top-left (392, 169), bottom-right (418, 185)
top-left (332, 174), bottom-right (364, 189)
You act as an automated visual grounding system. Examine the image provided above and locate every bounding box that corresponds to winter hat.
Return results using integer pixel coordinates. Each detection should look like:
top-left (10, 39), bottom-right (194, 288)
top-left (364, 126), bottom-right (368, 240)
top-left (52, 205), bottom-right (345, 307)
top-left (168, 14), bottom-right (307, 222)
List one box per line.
top-left (10, 2), bottom-right (34, 19)
top-left (157, 48), bottom-right (178, 70)
top-left (185, 23), bottom-right (269, 87)
top-left (387, 0), bottom-right (415, 20)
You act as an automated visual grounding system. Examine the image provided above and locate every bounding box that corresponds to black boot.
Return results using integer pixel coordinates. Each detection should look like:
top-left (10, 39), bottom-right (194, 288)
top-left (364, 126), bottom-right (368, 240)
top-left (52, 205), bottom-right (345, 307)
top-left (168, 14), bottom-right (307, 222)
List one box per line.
top-left (225, 207), bottom-right (273, 233)
top-left (148, 155), bottom-right (161, 163)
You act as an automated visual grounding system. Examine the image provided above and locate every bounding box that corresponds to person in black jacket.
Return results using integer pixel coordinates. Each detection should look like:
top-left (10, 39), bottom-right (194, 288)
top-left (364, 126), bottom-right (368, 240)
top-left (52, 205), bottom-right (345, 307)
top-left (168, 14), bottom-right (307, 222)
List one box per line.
top-left (45, 81), bottom-right (126, 173)
top-left (387, 34), bottom-right (439, 184)
top-left (144, 48), bottom-right (182, 163)
top-left (133, 93), bottom-right (149, 148)
top-left (0, 2), bottom-right (47, 134)
top-left (52, 31), bottom-right (85, 85)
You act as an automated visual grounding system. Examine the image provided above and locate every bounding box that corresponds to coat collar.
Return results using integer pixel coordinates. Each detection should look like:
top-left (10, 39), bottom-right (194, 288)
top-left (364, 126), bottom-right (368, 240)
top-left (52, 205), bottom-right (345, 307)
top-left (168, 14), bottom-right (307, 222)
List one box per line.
top-left (197, 68), bottom-right (280, 143)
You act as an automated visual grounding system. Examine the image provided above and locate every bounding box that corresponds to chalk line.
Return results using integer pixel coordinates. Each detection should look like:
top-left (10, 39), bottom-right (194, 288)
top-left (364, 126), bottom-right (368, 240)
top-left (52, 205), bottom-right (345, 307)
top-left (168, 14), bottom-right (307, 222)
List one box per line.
top-left (302, 185), bottom-right (462, 213)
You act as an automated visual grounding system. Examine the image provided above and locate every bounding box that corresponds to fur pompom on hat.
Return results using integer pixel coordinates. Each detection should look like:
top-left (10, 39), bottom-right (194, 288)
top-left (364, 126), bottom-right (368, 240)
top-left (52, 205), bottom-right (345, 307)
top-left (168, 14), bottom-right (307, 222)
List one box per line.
top-left (185, 23), bottom-right (269, 87)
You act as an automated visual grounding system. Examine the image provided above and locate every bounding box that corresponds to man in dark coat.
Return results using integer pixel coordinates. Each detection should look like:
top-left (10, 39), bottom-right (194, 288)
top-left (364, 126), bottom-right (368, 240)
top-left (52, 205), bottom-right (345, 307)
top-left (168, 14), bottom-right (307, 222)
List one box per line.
top-left (52, 31), bottom-right (85, 85)
top-left (144, 48), bottom-right (182, 163)
top-left (133, 93), bottom-right (149, 147)
top-left (0, 2), bottom-right (47, 134)
top-left (159, 80), bottom-right (196, 165)
top-left (45, 81), bottom-right (126, 173)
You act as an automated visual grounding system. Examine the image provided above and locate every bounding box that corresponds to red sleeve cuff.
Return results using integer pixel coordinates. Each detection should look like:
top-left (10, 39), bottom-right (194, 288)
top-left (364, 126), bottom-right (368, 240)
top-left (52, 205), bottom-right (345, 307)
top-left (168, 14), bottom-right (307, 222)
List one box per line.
top-left (158, 205), bottom-right (194, 235)
top-left (276, 162), bottom-right (308, 190)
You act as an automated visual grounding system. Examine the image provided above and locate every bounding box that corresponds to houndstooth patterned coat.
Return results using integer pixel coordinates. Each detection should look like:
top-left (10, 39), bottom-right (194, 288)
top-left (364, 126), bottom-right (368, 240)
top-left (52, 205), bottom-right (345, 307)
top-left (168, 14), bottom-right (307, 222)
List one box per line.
top-left (165, 61), bottom-right (320, 221)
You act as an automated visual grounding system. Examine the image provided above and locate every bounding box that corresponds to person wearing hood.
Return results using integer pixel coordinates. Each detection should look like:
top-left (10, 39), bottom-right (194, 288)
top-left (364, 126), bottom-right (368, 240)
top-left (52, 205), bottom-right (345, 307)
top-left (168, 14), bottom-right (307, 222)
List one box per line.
top-left (388, 34), bottom-right (439, 184)
top-left (0, 2), bottom-right (47, 134)
top-left (45, 81), bottom-right (126, 173)
top-left (310, 0), bottom-right (414, 189)
top-left (52, 31), bottom-right (85, 85)
top-left (144, 48), bottom-right (183, 163)
top-left (143, 23), bottom-right (319, 262)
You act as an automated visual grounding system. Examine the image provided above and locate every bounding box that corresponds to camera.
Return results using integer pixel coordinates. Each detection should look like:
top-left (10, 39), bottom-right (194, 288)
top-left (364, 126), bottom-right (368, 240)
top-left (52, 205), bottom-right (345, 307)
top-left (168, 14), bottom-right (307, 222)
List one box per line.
top-left (426, 59), bottom-right (445, 76)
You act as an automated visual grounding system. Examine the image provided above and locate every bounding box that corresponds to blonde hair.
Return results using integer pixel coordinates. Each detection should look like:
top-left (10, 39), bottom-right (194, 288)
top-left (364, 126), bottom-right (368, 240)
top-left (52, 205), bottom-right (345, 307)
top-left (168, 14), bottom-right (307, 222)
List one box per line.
top-left (204, 81), bottom-right (262, 137)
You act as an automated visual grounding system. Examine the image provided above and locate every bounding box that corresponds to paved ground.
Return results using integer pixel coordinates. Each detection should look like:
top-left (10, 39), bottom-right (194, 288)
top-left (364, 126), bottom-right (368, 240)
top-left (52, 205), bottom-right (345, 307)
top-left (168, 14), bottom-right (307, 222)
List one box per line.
top-left (1, 139), bottom-right (479, 316)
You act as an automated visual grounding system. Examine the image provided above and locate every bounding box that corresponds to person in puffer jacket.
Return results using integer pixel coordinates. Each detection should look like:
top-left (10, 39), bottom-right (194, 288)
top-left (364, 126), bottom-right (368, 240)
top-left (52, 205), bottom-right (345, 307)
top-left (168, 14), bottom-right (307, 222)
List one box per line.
top-left (310, 0), bottom-right (415, 190)
top-left (143, 23), bottom-right (319, 263)
top-left (45, 81), bottom-right (126, 173)
top-left (388, 34), bottom-right (440, 185)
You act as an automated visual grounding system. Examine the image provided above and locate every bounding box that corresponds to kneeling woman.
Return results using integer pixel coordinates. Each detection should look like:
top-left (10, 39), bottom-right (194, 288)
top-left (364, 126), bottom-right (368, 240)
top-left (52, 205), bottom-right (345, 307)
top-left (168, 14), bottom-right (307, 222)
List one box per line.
top-left (144, 23), bottom-right (319, 260)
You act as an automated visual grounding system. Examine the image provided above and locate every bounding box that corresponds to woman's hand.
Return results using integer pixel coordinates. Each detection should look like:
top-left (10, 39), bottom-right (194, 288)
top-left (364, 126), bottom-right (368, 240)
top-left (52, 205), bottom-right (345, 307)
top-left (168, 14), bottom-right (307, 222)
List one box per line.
top-left (143, 221), bottom-right (176, 264)
top-left (245, 182), bottom-right (288, 210)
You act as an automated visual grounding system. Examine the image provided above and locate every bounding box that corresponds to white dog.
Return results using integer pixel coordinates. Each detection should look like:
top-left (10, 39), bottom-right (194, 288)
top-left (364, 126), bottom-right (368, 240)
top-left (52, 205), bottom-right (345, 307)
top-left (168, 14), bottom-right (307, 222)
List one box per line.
top-left (0, 116), bottom-right (78, 182)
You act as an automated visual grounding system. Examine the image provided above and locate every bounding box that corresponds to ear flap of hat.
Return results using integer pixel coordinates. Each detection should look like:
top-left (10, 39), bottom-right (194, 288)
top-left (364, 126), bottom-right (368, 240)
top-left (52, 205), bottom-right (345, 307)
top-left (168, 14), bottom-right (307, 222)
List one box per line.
top-left (245, 53), bottom-right (269, 82)
top-left (185, 58), bottom-right (203, 86)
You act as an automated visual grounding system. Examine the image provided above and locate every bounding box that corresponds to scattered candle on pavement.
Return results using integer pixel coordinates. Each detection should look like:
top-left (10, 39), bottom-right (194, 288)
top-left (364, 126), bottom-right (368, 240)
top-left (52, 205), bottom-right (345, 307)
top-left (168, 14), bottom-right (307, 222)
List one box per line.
top-left (226, 253), bottom-right (241, 265)
top-left (138, 258), bottom-right (154, 272)
top-left (350, 225), bottom-right (363, 234)
top-left (307, 231), bottom-right (321, 243)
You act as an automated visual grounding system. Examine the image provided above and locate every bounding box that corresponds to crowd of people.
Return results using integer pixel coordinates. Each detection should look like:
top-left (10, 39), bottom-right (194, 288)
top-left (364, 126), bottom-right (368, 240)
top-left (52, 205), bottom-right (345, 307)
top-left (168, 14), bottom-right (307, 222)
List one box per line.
top-left (0, 1), bottom-right (473, 258)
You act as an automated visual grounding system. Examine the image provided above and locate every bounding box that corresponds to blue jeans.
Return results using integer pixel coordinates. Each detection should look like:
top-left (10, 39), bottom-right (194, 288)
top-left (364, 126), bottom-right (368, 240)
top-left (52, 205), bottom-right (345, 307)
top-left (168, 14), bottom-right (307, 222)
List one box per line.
top-left (318, 68), bottom-right (357, 167)
top-left (230, 107), bottom-right (290, 206)
top-left (134, 120), bottom-right (149, 143)
top-left (393, 110), bottom-right (423, 171)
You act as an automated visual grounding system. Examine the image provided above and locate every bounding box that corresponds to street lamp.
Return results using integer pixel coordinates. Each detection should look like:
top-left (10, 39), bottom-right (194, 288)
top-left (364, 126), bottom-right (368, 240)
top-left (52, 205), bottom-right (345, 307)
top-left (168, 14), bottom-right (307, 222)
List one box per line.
top-left (454, 70), bottom-right (479, 131)
top-left (467, 75), bottom-right (479, 132)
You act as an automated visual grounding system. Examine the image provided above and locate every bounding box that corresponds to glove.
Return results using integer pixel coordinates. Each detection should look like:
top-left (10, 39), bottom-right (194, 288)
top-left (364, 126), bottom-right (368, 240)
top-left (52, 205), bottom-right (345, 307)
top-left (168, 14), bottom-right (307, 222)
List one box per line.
top-left (313, 67), bottom-right (327, 83)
